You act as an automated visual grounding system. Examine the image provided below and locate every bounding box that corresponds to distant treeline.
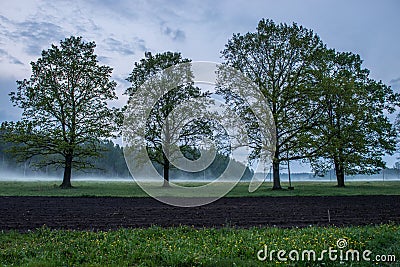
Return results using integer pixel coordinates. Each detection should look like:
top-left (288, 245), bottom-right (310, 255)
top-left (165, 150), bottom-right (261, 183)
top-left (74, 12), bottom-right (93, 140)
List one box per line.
top-left (0, 139), bottom-right (129, 177)
top-left (0, 138), bottom-right (253, 180)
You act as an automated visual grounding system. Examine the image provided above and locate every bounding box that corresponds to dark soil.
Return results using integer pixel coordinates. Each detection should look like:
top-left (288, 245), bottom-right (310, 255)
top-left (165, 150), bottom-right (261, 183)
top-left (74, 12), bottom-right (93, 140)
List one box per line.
top-left (0, 196), bottom-right (399, 231)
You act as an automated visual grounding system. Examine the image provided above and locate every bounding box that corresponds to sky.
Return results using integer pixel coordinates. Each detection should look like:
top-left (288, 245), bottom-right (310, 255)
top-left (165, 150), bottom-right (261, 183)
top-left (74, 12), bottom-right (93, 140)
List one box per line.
top-left (1, 0), bottom-right (400, 171)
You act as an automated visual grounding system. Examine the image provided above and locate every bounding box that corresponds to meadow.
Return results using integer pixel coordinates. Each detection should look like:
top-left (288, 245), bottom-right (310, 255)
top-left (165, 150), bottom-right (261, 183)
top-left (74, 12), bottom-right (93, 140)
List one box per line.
top-left (0, 180), bottom-right (399, 197)
top-left (0, 224), bottom-right (399, 266)
top-left (1, 181), bottom-right (399, 266)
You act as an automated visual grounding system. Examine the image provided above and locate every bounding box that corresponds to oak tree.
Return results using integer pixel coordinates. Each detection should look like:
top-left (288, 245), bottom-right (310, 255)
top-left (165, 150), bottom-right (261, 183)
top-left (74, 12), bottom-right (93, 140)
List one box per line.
top-left (125, 52), bottom-right (206, 187)
top-left (221, 19), bottom-right (326, 189)
top-left (2, 36), bottom-right (118, 188)
top-left (311, 50), bottom-right (398, 187)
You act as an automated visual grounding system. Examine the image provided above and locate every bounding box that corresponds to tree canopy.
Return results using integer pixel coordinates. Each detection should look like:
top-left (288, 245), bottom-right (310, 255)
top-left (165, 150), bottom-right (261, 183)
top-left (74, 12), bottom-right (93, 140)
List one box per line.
top-left (2, 36), bottom-right (119, 188)
top-left (0, 20), bottom-right (397, 190)
top-left (221, 18), bottom-right (399, 188)
top-left (125, 52), bottom-right (207, 186)
top-left (310, 50), bottom-right (399, 186)
top-left (221, 19), bottom-right (327, 189)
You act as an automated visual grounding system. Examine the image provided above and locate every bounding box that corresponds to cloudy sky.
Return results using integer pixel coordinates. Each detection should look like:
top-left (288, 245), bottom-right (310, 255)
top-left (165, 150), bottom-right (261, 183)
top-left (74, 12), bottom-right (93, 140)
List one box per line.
top-left (1, 0), bottom-right (400, 169)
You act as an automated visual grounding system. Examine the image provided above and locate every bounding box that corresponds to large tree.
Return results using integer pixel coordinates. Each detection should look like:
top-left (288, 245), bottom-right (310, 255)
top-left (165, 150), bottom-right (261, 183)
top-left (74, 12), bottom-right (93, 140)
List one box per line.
top-left (2, 36), bottom-right (118, 188)
top-left (126, 52), bottom-right (207, 187)
top-left (310, 50), bottom-right (398, 187)
top-left (221, 19), bottom-right (326, 189)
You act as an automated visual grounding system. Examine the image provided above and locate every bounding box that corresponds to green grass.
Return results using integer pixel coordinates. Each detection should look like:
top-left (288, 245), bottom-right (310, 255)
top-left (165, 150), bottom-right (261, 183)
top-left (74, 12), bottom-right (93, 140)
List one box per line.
top-left (1, 182), bottom-right (399, 266)
top-left (0, 181), bottom-right (148, 197)
top-left (0, 224), bottom-right (398, 266)
top-left (0, 181), bottom-right (399, 197)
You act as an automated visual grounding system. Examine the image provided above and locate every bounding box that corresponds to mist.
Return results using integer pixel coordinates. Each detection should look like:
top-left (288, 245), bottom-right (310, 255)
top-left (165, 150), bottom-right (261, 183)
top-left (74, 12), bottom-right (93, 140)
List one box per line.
top-left (1, 165), bottom-right (400, 183)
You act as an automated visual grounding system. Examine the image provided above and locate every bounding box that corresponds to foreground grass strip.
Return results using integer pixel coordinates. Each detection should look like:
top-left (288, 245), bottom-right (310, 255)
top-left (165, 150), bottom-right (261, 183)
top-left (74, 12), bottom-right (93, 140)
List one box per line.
top-left (0, 181), bottom-right (399, 197)
top-left (0, 224), bottom-right (399, 266)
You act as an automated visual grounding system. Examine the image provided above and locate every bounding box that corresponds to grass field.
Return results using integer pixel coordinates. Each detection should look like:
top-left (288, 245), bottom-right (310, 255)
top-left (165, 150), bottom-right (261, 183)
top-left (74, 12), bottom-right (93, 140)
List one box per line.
top-left (0, 224), bottom-right (398, 266)
top-left (0, 180), bottom-right (399, 197)
top-left (1, 181), bottom-right (399, 266)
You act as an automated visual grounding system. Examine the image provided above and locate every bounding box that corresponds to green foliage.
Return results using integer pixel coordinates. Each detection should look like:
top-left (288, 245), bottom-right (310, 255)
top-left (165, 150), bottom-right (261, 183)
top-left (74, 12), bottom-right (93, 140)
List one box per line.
top-left (125, 52), bottom-right (216, 183)
top-left (127, 52), bottom-right (190, 96)
top-left (221, 18), bottom-right (398, 188)
top-left (0, 136), bottom-right (252, 180)
top-left (0, 136), bottom-right (130, 177)
top-left (221, 19), bottom-right (327, 189)
top-left (126, 52), bottom-right (197, 170)
top-left (0, 129), bottom-right (18, 170)
top-left (310, 50), bottom-right (399, 185)
top-left (83, 140), bottom-right (130, 177)
top-left (1, 36), bottom-right (119, 187)
top-left (0, 224), bottom-right (398, 266)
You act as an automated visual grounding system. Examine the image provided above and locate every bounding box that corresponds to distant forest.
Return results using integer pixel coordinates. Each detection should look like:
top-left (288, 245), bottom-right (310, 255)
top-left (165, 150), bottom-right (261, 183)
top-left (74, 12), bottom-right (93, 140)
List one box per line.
top-left (3, 135), bottom-right (399, 181)
top-left (0, 139), bottom-right (129, 177)
top-left (0, 137), bottom-right (254, 180)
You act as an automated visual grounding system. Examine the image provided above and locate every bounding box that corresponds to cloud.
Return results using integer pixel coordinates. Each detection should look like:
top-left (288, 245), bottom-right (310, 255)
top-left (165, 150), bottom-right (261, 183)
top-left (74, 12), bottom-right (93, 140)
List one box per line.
top-left (390, 77), bottom-right (400, 91)
top-left (102, 37), bottom-right (147, 56)
top-left (36, 0), bottom-right (102, 34)
top-left (135, 38), bottom-right (147, 52)
top-left (0, 76), bottom-right (21, 122)
top-left (0, 14), bottom-right (66, 56)
top-left (0, 15), bottom-right (10, 24)
top-left (0, 48), bottom-right (23, 65)
top-left (160, 23), bottom-right (186, 42)
top-left (112, 74), bottom-right (130, 86)
top-left (390, 77), bottom-right (400, 85)
top-left (14, 21), bottom-right (65, 55)
top-left (85, 0), bottom-right (138, 20)
top-left (97, 55), bottom-right (111, 64)
top-left (103, 38), bottom-right (135, 55)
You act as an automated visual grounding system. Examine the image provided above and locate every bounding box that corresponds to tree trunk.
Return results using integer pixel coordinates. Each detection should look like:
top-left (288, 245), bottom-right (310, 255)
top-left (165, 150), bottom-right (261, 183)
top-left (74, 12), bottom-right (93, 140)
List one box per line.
top-left (162, 152), bottom-right (170, 187)
top-left (60, 154), bottom-right (73, 188)
top-left (272, 149), bottom-right (282, 190)
top-left (334, 158), bottom-right (345, 187)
